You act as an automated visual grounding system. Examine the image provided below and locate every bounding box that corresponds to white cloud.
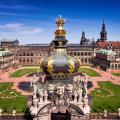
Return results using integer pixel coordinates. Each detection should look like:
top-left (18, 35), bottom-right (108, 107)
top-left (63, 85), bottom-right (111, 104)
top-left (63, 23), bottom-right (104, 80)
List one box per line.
top-left (0, 12), bottom-right (30, 17)
top-left (0, 23), bottom-right (42, 34)
top-left (0, 23), bottom-right (43, 44)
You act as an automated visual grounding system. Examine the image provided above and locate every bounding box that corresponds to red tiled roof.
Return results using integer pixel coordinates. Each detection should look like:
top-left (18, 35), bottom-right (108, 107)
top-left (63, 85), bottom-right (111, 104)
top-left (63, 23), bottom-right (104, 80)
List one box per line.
top-left (96, 41), bottom-right (120, 49)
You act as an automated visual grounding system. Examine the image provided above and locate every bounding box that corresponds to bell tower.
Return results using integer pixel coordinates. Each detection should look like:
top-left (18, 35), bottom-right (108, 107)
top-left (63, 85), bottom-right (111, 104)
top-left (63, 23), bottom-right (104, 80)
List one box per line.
top-left (100, 20), bottom-right (107, 42)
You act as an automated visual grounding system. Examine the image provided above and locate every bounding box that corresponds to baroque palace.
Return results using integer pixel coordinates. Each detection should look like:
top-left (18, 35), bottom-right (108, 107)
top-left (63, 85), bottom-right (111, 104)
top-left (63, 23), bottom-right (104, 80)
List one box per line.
top-left (0, 19), bottom-right (120, 70)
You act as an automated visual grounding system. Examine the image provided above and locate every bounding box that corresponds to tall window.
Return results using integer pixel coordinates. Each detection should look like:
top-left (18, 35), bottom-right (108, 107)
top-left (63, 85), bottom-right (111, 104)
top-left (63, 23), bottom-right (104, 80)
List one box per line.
top-left (85, 58), bottom-right (87, 63)
top-left (19, 58), bottom-right (21, 63)
top-left (23, 58), bottom-right (25, 62)
top-left (31, 58), bottom-right (33, 62)
top-left (27, 58), bottom-right (29, 62)
top-left (81, 52), bottom-right (83, 56)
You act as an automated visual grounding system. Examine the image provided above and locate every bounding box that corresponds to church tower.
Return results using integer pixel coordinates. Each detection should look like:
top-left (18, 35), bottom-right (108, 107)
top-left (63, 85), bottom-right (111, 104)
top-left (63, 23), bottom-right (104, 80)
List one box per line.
top-left (100, 20), bottom-right (107, 42)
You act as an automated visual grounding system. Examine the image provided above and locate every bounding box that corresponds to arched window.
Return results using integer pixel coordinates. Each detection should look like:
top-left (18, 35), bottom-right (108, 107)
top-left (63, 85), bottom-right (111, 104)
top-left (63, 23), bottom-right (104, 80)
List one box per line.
top-left (89, 58), bottom-right (91, 62)
top-left (19, 58), bottom-right (21, 63)
top-left (31, 53), bottom-right (33, 56)
top-left (118, 64), bottom-right (120, 68)
top-left (81, 58), bottom-right (83, 63)
top-left (115, 64), bottom-right (117, 69)
top-left (27, 58), bottom-right (29, 62)
top-left (27, 53), bottom-right (29, 56)
top-left (85, 58), bottom-right (87, 63)
top-left (89, 52), bottom-right (91, 55)
top-left (74, 52), bottom-right (76, 56)
top-left (23, 53), bottom-right (26, 56)
top-left (23, 58), bottom-right (25, 62)
top-left (81, 52), bottom-right (83, 56)
top-left (31, 58), bottom-right (33, 62)
top-left (111, 64), bottom-right (114, 69)
top-left (70, 52), bottom-right (72, 55)
top-left (85, 52), bottom-right (87, 56)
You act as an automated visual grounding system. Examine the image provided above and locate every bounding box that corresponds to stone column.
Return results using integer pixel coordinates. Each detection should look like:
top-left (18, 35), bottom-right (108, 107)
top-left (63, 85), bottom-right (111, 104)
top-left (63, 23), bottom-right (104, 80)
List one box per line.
top-left (77, 89), bottom-right (83, 107)
top-left (83, 98), bottom-right (88, 108)
top-left (38, 89), bottom-right (44, 108)
top-left (73, 91), bottom-right (78, 103)
top-left (33, 84), bottom-right (37, 99)
top-left (44, 90), bottom-right (48, 103)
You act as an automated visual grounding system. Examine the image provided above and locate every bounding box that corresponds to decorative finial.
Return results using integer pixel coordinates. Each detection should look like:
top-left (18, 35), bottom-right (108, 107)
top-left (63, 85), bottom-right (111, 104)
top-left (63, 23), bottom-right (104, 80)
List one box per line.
top-left (103, 19), bottom-right (105, 25)
top-left (55, 15), bottom-right (65, 28)
top-left (59, 15), bottom-right (62, 19)
top-left (54, 16), bottom-right (66, 36)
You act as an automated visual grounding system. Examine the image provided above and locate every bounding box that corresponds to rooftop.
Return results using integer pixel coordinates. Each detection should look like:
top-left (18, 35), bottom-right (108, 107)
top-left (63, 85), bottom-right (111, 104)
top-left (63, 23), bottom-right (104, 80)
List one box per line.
top-left (97, 49), bottom-right (116, 55)
top-left (0, 49), bottom-right (13, 57)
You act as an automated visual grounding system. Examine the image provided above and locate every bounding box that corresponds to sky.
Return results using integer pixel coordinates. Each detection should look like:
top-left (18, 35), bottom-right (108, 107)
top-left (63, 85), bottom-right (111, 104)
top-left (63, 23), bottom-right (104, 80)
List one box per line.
top-left (0, 0), bottom-right (120, 44)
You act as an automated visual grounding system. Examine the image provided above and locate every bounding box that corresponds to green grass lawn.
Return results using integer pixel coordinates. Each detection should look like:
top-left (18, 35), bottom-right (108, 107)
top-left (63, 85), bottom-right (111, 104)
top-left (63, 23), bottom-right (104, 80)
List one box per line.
top-left (10, 68), bottom-right (39, 77)
top-left (90, 81), bottom-right (120, 113)
top-left (0, 83), bottom-right (27, 113)
top-left (112, 72), bottom-right (120, 77)
top-left (78, 68), bottom-right (100, 77)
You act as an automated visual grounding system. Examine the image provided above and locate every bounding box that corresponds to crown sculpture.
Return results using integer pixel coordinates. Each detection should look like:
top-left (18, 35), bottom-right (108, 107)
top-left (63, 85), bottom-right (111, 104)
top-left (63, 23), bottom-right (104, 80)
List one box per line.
top-left (30, 16), bottom-right (90, 120)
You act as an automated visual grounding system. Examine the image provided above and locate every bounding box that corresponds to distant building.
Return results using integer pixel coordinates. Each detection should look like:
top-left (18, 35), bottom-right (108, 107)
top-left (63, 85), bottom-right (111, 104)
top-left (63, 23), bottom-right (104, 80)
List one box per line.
top-left (0, 49), bottom-right (15, 70)
top-left (0, 21), bottom-right (120, 70)
top-left (80, 31), bottom-right (92, 46)
top-left (95, 41), bottom-right (120, 56)
top-left (94, 49), bottom-right (120, 70)
top-left (0, 39), bottom-right (19, 48)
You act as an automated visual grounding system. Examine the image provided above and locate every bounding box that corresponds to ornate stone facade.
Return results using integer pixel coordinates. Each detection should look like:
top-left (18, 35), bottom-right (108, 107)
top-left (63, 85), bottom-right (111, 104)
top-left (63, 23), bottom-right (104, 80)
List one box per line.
top-left (30, 16), bottom-right (90, 120)
top-left (0, 49), bottom-right (15, 70)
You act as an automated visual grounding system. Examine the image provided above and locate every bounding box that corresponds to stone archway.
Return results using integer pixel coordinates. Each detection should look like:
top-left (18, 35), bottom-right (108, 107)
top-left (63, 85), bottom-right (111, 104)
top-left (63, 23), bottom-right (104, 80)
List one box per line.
top-left (37, 103), bottom-right (85, 120)
top-left (51, 109), bottom-right (71, 120)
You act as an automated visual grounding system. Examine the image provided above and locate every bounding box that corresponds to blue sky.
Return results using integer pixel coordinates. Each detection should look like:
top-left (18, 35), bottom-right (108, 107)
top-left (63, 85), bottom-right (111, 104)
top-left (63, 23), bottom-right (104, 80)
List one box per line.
top-left (0, 0), bottom-right (120, 44)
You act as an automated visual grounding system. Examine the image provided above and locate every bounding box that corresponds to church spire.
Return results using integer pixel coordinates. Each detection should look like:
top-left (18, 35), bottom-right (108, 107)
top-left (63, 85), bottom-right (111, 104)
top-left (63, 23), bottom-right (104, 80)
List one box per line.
top-left (100, 20), bottom-right (107, 42)
top-left (81, 31), bottom-right (86, 40)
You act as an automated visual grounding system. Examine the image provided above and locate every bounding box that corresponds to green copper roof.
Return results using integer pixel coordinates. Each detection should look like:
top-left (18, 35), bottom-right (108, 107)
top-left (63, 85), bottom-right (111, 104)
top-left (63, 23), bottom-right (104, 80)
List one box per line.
top-left (97, 49), bottom-right (116, 55)
top-left (0, 49), bottom-right (13, 57)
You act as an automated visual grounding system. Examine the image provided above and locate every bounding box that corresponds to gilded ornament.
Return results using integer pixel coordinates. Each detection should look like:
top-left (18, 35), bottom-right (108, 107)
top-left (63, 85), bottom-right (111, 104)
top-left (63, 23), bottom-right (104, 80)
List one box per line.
top-left (47, 58), bottom-right (54, 74)
top-left (68, 57), bottom-right (75, 74)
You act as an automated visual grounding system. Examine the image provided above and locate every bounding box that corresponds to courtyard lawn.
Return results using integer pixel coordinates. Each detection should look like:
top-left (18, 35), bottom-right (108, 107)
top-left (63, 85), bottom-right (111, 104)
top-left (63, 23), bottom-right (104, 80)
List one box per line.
top-left (78, 68), bottom-right (100, 77)
top-left (10, 68), bottom-right (39, 77)
top-left (90, 81), bottom-right (120, 113)
top-left (112, 72), bottom-right (120, 77)
top-left (0, 83), bottom-right (27, 113)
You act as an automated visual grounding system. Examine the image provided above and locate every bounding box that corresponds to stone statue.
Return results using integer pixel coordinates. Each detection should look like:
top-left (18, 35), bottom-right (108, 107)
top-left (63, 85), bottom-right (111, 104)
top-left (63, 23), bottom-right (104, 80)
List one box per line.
top-left (33, 84), bottom-right (37, 95)
top-left (74, 90), bottom-right (78, 103)
top-left (66, 84), bottom-right (73, 93)
top-left (104, 109), bottom-right (107, 117)
top-left (12, 110), bottom-right (16, 116)
top-left (56, 86), bottom-right (64, 96)
top-left (77, 88), bottom-right (82, 100)
top-left (44, 90), bottom-right (48, 103)
top-left (48, 84), bottom-right (54, 93)
top-left (0, 108), bottom-right (2, 116)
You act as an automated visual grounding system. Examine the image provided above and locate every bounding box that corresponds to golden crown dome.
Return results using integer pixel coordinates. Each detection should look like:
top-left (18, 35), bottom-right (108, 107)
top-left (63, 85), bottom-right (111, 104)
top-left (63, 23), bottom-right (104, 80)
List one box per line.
top-left (54, 15), bottom-right (66, 37)
top-left (41, 16), bottom-right (80, 79)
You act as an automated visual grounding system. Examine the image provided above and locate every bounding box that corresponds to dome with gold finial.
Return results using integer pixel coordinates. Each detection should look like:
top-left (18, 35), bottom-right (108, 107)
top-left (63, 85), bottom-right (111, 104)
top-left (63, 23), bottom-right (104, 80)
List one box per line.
top-left (41, 16), bottom-right (80, 79)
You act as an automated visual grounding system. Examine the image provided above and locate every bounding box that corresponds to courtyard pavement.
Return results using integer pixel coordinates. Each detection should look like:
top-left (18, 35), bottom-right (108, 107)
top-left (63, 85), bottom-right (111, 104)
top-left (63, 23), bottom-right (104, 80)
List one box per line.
top-left (0, 67), bottom-right (120, 95)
